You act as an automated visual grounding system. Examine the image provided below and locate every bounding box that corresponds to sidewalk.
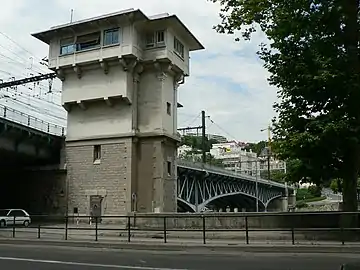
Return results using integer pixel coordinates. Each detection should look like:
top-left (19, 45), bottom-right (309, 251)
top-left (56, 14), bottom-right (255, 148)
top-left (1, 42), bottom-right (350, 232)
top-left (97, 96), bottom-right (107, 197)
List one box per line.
top-left (0, 237), bottom-right (359, 254)
top-left (0, 224), bottom-right (348, 244)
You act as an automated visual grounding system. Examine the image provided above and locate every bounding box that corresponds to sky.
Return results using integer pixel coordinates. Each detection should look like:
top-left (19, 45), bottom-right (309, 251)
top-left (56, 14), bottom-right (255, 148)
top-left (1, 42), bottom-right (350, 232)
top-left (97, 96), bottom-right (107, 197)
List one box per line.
top-left (0, 0), bottom-right (277, 142)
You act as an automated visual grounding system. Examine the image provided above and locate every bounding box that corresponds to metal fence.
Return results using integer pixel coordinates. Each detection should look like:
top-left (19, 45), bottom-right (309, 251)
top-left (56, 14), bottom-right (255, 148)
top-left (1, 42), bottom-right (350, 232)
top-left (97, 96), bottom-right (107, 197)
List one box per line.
top-left (1, 212), bottom-right (360, 245)
top-left (0, 104), bottom-right (66, 137)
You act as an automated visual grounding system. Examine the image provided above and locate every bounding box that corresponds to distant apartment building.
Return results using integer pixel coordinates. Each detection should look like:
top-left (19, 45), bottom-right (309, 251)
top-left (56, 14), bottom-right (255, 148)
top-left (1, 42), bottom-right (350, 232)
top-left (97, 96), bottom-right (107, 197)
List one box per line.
top-left (210, 141), bottom-right (260, 176)
top-left (258, 147), bottom-right (287, 173)
top-left (181, 132), bottom-right (227, 143)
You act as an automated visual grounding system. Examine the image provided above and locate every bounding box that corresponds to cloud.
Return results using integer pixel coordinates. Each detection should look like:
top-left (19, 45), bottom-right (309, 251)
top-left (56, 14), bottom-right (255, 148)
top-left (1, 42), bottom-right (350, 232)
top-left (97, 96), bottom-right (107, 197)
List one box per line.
top-left (0, 0), bottom-right (277, 142)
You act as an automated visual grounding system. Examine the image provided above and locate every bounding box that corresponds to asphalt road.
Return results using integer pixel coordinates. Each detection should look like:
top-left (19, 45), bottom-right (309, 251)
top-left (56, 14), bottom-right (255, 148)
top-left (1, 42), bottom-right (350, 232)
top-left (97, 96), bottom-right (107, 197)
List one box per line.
top-left (0, 243), bottom-right (358, 269)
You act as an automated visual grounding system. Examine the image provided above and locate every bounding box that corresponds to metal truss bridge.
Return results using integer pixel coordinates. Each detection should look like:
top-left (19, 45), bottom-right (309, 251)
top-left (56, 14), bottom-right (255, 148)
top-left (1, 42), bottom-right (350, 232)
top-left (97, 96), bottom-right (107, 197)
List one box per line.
top-left (177, 160), bottom-right (293, 212)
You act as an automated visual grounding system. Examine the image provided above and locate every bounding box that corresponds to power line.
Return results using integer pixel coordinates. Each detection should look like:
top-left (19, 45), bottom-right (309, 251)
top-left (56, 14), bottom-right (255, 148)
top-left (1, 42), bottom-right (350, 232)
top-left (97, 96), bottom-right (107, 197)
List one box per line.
top-left (179, 112), bottom-right (201, 127)
top-left (0, 73), bottom-right (57, 89)
top-left (0, 31), bottom-right (45, 64)
top-left (207, 117), bottom-right (238, 142)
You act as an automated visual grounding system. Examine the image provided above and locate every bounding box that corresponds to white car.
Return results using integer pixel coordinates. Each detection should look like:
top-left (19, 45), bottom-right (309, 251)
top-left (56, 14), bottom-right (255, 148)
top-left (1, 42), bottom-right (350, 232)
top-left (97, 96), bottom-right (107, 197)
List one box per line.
top-left (0, 209), bottom-right (31, 227)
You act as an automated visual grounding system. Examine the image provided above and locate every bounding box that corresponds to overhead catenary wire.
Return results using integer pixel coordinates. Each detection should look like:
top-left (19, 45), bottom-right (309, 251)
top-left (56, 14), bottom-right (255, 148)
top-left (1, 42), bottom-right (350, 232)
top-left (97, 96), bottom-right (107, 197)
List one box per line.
top-left (0, 32), bottom-right (65, 127)
top-left (207, 116), bottom-right (238, 142)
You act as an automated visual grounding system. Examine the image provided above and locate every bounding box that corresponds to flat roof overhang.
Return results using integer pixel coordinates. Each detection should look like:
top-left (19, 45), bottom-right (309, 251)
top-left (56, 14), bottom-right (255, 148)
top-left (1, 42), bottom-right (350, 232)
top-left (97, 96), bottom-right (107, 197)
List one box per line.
top-left (31, 9), bottom-right (147, 44)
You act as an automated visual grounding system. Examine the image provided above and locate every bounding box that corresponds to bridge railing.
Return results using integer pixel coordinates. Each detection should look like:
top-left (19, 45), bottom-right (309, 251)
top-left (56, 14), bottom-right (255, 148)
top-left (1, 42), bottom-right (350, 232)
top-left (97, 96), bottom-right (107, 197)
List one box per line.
top-left (0, 104), bottom-right (66, 137)
top-left (178, 159), bottom-right (289, 189)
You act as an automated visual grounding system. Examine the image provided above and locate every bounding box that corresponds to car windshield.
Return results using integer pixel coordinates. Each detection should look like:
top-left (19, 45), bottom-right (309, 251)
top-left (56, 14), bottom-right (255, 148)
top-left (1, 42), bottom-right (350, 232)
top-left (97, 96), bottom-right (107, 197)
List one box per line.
top-left (0, 210), bottom-right (9, 216)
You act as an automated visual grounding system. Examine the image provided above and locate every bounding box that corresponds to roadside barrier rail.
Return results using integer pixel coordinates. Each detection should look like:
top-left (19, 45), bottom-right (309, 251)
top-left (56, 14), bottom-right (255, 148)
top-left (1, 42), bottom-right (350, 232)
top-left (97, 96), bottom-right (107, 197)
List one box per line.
top-left (1, 211), bottom-right (359, 245)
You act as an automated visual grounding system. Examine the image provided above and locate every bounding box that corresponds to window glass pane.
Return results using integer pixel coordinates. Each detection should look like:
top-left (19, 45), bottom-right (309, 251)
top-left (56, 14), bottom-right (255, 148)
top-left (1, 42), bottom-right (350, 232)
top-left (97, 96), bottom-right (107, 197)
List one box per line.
top-left (76, 32), bottom-right (100, 51)
top-left (146, 33), bottom-right (155, 47)
top-left (103, 29), bottom-right (119, 46)
top-left (156, 31), bottom-right (164, 43)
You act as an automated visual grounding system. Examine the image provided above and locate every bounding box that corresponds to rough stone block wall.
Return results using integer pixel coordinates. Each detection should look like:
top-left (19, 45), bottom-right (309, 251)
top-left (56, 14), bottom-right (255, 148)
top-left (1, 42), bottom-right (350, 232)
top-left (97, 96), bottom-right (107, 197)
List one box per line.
top-left (136, 137), bottom-right (177, 213)
top-left (66, 140), bottom-right (131, 217)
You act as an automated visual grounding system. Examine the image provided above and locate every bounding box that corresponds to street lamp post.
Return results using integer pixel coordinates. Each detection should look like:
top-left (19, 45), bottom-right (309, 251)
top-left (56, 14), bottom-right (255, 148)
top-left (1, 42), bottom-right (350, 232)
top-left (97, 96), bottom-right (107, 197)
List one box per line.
top-left (261, 125), bottom-right (272, 181)
top-left (255, 159), bottom-right (259, 212)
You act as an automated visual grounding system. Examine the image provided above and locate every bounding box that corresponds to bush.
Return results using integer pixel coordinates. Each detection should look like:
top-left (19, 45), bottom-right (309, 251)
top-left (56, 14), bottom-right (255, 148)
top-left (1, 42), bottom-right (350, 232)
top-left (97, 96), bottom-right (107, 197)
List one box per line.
top-left (308, 185), bottom-right (322, 197)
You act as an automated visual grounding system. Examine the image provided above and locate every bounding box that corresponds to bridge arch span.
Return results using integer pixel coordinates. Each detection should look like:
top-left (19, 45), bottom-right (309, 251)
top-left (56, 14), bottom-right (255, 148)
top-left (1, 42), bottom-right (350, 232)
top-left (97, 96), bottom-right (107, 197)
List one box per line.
top-left (177, 198), bottom-right (196, 212)
top-left (264, 194), bottom-right (285, 210)
top-left (198, 191), bottom-right (266, 211)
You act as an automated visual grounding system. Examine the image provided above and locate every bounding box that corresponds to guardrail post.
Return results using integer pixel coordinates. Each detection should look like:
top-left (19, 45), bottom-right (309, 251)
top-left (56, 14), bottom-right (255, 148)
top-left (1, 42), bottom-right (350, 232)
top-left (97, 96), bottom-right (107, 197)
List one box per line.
top-left (3, 106), bottom-right (6, 117)
top-left (127, 216), bottom-right (131, 242)
top-left (65, 216), bottom-right (68, 240)
top-left (37, 224), bottom-right (41, 239)
top-left (95, 216), bottom-right (98, 241)
top-left (245, 216), bottom-right (249, 244)
top-left (202, 215), bottom-right (206, 244)
top-left (341, 225), bottom-right (344, 245)
top-left (291, 225), bottom-right (295, 245)
top-left (12, 216), bottom-right (15, 238)
top-left (47, 123), bottom-right (50, 133)
top-left (163, 216), bottom-right (167, 243)
top-left (27, 116), bottom-right (30, 126)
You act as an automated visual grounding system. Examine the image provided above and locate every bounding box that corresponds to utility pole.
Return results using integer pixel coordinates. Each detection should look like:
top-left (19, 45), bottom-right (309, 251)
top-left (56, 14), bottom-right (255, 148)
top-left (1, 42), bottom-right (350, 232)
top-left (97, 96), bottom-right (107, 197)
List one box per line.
top-left (261, 125), bottom-right (272, 181)
top-left (201, 110), bottom-right (206, 164)
top-left (177, 110), bottom-right (207, 164)
top-left (267, 124), bottom-right (271, 181)
top-left (178, 110), bottom-right (207, 213)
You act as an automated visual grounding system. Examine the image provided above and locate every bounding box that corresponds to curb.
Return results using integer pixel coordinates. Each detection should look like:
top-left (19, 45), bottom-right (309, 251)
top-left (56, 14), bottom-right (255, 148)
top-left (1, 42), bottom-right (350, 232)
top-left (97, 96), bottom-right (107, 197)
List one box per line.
top-left (0, 238), bottom-right (360, 254)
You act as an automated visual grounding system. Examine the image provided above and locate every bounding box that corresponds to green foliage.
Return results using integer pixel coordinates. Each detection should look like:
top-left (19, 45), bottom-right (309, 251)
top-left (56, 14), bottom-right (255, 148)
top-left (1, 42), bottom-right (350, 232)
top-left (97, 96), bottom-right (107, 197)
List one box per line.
top-left (180, 150), bottom-right (224, 167)
top-left (179, 135), bottom-right (224, 166)
top-left (296, 187), bottom-right (322, 201)
top-left (210, 0), bottom-right (360, 211)
top-left (308, 185), bottom-right (322, 198)
top-left (330, 179), bottom-right (342, 194)
top-left (259, 169), bottom-right (286, 183)
top-left (180, 135), bottom-right (218, 153)
top-left (244, 141), bottom-right (267, 156)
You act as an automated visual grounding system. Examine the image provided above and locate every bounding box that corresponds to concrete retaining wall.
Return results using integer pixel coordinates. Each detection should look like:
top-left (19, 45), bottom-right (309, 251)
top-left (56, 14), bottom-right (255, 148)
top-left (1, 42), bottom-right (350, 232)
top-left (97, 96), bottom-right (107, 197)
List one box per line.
top-left (124, 212), bottom-right (360, 230)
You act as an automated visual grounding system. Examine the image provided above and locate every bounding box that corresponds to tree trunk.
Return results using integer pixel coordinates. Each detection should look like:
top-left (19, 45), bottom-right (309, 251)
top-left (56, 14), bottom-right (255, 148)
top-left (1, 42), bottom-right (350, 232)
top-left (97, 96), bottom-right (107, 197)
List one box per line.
top-left (342, 167), bottom-right (358, 212)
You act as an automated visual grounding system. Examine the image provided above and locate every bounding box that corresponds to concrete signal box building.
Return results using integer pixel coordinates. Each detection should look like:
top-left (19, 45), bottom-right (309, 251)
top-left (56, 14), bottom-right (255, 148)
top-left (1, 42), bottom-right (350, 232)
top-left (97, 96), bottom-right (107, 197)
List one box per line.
top-left (32, 9), bottom-right (204, 216)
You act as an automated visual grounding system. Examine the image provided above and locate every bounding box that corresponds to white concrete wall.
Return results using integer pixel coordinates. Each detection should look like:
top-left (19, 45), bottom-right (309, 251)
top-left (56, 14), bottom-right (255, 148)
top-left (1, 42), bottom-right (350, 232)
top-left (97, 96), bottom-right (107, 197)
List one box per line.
top-left (162, 74), bottom-right (177, 135)
top-left (167, 28), bottom-right (190, 75)
top-left (66, 102), bottom-right (133, 141)
top-left (62, 65), bottom-right (132, 104)
top-left (137, 71), bottom-right (177, 137)
top-left (48, 24), bottom-right (142, 70)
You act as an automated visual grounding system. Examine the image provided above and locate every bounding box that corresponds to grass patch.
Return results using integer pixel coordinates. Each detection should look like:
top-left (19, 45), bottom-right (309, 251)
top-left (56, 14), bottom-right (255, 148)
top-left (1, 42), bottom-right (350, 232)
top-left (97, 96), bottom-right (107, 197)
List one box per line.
top-left (303, 196), bottom-right (326, 203)
top-left (296, 196), bottom-right (326, 208)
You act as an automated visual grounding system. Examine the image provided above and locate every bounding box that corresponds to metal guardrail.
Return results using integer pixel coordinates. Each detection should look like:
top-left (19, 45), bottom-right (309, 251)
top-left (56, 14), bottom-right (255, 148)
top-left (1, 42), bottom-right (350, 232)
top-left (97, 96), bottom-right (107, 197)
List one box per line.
top-left (178, 159), bottom-right (290, 189)
top-left (0, 104), bottom-right (66, 137)
top-left (1, 212), bottom-right (359, 245)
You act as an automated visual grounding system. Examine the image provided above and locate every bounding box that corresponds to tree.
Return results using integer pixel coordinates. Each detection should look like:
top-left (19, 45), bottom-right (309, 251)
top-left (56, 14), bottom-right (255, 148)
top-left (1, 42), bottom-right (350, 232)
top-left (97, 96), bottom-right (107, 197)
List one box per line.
top-left (211, 0), bottom-right (360, 211)
top-left (180, 135), bottom-right (218, 153)
top-left (244, 141), bottom-right (267, 156)
top-left (179, 150), bottom-right (224, 167)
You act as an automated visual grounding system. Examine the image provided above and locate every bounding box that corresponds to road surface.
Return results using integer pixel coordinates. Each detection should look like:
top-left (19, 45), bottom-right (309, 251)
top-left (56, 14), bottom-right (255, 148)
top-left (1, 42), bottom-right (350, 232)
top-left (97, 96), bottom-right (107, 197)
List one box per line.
top-left (0, 242), bottom-right (358, 269)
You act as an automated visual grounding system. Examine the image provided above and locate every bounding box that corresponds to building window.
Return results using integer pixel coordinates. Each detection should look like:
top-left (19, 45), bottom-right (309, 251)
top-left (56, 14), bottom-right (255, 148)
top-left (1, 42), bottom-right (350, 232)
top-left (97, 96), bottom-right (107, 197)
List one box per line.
top-left (93, 145), bottom-right (101, 162)
top-left (166, 102), bottom-right (171, 115)
top-left (103, 28), bottom-right (120, 46)
top-left (76, 32), bottom-right (101, 52)
top-left (145, 30), bottom-right (165, 48)
top-left (174, 37), bottom-right (184, 58)
top-left (60, 38), bottom-right (75, 55)
top-left (167, 161), bottom-right (172, 176)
